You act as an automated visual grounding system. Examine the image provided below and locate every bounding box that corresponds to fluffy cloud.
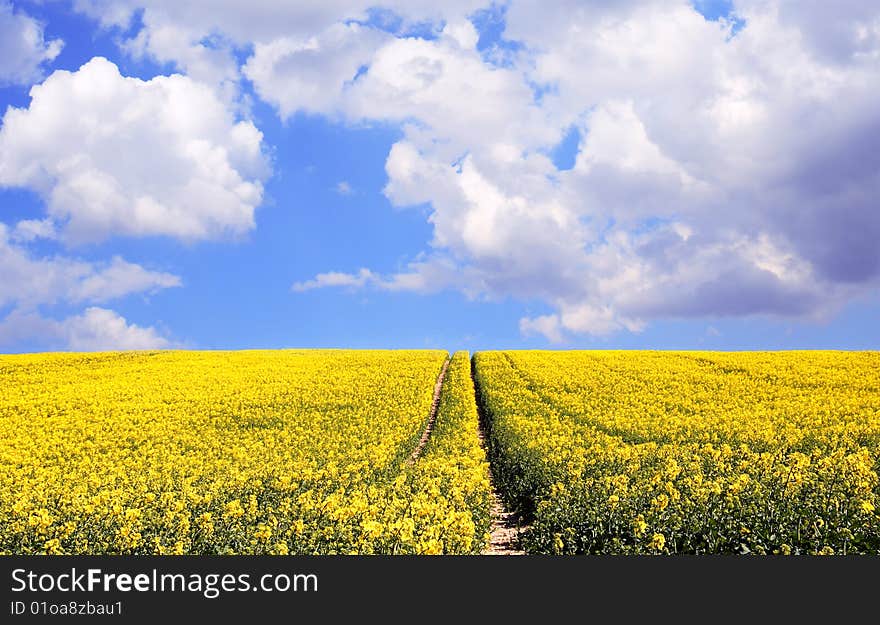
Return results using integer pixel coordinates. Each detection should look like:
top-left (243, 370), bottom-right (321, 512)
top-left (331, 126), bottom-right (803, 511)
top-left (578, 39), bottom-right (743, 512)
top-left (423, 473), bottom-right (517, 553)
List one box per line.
top-left (244, 23), bottom-right (392, 117)
top-left (122, 12), bottom-right (240, 95)
top-left (72, 0), bottom-right (486, 98)
top-left (0, 1), bottom-right (63, 85)
top-left (290, 1), bottom-right (880, 340)
top-left (247, 20), bottom-right (556, 152)
top-left (0, 307), bottom-right (173, 351)
top-left (519, 314), bottom-right (564, 344)
top-left (63, 307), bottom-right (172, 351)
top-left (0, 223), bottom-right (181, 310)
top-left (0, 57), bottom-right (268, 244)
top-left (748, 0), bottom-right (880, 63)
top-left (0, 222), bottom-right (180, 351)
top-left (72, 257), bottom-right (182, 304)
top-left (72, 0), bottom-right (484, 39)
top-left (61, 0), bottom-right (880, 341)
top-left (341, 22), bottom-right (555, 150)
top-left (10, 218), bottom-right (55, 243)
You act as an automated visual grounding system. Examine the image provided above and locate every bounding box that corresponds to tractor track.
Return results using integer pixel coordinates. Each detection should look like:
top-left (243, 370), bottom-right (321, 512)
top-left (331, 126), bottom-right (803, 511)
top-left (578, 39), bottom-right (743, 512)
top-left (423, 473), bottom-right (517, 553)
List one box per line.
top-left (472, 357), bottom-right (526, 555)
top-left (409, 356), bottom-right (450, 462)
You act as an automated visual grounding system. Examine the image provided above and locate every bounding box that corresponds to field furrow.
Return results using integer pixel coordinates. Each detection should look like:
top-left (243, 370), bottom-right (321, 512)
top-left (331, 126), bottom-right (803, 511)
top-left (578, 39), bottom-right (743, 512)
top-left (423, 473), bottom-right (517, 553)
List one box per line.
top-left (475, 350), bottom-right (880, 555)
top-left (0, 349), bottom-right (490, 554)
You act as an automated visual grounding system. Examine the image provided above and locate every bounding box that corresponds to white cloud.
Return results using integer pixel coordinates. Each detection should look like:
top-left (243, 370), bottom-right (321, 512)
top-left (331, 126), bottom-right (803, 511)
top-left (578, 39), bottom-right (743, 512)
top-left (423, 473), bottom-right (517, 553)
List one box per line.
top-left (0, 307), bottom-right (172, 351)
top-left (122, 12), bottom-right (240, 97)
top-left (285, 1), bottom-right (880, 342)
top-left (0, 57), bottom-right (269, 244)
top-left (292, 268), bottom-right (376, 292)
top-left (0, 223), bottom-right (181, 310)
top-left (63, 307), bottom-right (172, 351)
top-left (72, 0), bottom-right (486, 104)
top-left (0, 1), bottom-right (63, 86)
top-left (244, 23), bottom-right (391, 117)
top-left (72, 0), bottom-right (485, 40)
top-left (291, 262), bottom-right (458, 294)
top-left (11, 218), bottom-right (56, 243)
top-left (72, 256), bottom-right (182, 304)
top-left (56, 1), bottom-right (880, 342)
top-left (0, 309), bottom-right (53, 348)
top-left (344, 23), bottom-right (555, 150)
top-left (246, 20), bottom-right (557, 154)
top-left (0, 222), bottom-right (180, 352)
top-left (519, 314), bottom-right (563, 343)
top-left (741, 0), bottom-right (880, 63)
top-left (335, 181), bottom-right (354, 196)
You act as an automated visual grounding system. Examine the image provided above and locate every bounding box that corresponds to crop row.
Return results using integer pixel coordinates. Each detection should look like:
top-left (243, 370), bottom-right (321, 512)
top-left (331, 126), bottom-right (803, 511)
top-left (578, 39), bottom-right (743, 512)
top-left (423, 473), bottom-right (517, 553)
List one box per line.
top-left (475, 351), bottom-right (880, 554)
top-left (0, 349), bottom-right (491, 554)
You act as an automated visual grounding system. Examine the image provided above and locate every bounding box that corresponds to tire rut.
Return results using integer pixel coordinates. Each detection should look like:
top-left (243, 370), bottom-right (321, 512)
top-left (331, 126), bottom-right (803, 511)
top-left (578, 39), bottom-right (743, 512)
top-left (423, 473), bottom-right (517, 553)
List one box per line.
top-left (472, 356), bottom-right (526, 555)
top-left (409, 356), bottom-right (450, 463)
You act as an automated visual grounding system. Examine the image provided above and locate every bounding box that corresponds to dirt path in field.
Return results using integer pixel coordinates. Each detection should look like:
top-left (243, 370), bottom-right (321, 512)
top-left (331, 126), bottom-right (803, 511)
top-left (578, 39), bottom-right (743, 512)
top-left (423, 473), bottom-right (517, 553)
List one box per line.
top-left (409, 357), bottom-right (450, 462)
top-left (482, 473), bottom-right (526, 555)
top-left (472, 359), bottom-right (526, 555)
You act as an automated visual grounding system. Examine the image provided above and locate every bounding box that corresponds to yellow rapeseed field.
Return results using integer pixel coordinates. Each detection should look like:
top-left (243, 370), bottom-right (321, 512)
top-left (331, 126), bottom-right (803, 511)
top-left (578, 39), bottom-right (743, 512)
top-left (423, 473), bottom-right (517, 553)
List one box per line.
top-left (0, 349), bottom-right (491, 554)
top-left (6, 347), bottom-right (877, 555)
top-left (474, 351), bottom-right (880, 554)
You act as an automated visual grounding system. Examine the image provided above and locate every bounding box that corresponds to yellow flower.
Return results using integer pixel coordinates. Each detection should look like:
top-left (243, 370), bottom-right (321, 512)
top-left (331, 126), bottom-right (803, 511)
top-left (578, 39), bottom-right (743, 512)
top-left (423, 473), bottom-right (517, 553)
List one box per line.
top-left (632, 515), bottom-right (648, 537)
top-left (419, 539), bottom-right (443, 555)
top-left (3, 348), bottom-right (880, 556)
top-left (651, 494), bottom-right (669, 511)
top-left (361, 519), bottom-right (383, 540)
top-left (553, 534), bottom-right (565, 554)
top-left (650, 533), bottom-right (666, 552)
top-left (398, 518), bottom-right (415, 543)
top-left (253, 523), bottom-right (272, 542)
top-left (223, 500), bottom-right (245, 520)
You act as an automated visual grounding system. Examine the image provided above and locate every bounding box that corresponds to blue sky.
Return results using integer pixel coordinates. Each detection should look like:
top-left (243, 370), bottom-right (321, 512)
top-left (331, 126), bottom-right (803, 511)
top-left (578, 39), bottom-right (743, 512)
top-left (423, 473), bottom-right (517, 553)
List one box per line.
top-left (1, 0), bottom-right (878, 352)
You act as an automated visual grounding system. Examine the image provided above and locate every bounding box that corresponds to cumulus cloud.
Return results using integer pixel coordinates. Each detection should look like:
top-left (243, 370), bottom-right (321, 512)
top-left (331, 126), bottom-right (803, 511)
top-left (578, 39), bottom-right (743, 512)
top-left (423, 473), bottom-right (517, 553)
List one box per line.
top-left (72, 0), bottom-right (484, 39)
top-left (11, 218), bottom-right (56, 243)
top-left (122, 12), bottom-right (240, 96)
top-left (291, 0), bottom-right (880, 340)
top-left (71, 0), bottom-right (486, 101)
top-left (247, 20), bottom-right (556, 152)
top-left (60, 1), bottom-right (880, 341)
top-left (72, 257), bottom-right (182, 304)
top-left (63, 307), bottom-right (172, 351)
top-left (0, 222), bottom-right (180, 351)
top-left (0, 309), bottom-right (52, 347)
top-left (0, 1), bottom-right (63, 85)
top-left (519, 314), bottom-right (563, 344)
top-left (0, 307), bottom-right (173, 351)
top-left (755, 0), bottom-right (880, 63)
top-left (0, 57), bottom-right (269, 244)
top-left (0, 223), bottom-right (181, 310)
top-left (244, 23), bottom-right (392, 117)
